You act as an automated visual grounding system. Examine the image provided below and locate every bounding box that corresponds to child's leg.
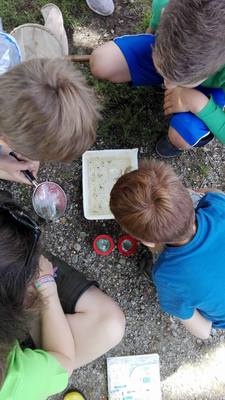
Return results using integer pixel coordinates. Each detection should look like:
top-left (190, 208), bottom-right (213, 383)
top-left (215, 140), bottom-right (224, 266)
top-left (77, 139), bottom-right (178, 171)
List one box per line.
top-left (90, 41), bottom-right (131, 82)
top-left (168, 127), bottom-right (192, 150)
top-left (180, 310), bottom-right (212, 339)
top-left (156, 87), bottom-right (225, 157)
top-left (90, 34), bottom-right (163, 86)
top-left (43, 253), bottom-right (125, 369)
top-left (66, 286), bottom-right (125, 369)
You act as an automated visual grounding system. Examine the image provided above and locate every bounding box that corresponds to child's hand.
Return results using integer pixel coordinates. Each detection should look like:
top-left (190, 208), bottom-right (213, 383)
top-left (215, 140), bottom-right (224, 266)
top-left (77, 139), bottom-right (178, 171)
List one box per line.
top-left (164, 87), bottom-right (209, 115)
top-left (12, 152), bottom-right (40, 179)
top-left (0, 153), bottom-right (39, 184)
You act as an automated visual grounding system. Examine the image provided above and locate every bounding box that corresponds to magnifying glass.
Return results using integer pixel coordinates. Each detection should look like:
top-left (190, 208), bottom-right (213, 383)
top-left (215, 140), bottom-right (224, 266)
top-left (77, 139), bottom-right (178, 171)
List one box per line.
top-left (117, 235), bottom-right (138, 256)
top-left (10, 152), bottom-right (67, 221)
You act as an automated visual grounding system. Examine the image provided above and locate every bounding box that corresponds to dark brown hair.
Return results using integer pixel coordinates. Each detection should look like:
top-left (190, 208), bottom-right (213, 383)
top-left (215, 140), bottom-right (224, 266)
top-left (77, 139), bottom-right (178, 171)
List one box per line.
top-left (110, 160), bottom-right (194, 243)
top-left (0, 194), bottom-right (41, 386)
top-left (153, 0), bottom-right (225, 85)
top-left (0, 58), bottom-right (100, 161)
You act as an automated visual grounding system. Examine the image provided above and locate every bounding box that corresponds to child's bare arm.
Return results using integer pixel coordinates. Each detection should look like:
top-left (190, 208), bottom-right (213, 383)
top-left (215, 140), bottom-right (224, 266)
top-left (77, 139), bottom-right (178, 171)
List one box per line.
top-left (179, 309), bottom-right (212, 339)
top-left (164, 87), bottom-right (209, 116)
top-left (35, 256), bottom-right (76, 376)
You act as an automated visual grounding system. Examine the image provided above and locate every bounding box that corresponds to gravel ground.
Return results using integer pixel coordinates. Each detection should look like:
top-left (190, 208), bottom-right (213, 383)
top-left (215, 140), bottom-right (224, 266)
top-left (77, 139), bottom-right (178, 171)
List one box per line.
top-left (2, 1), bottom-right (225, 399)
top-left (4, 139), bottom-right (225, 400)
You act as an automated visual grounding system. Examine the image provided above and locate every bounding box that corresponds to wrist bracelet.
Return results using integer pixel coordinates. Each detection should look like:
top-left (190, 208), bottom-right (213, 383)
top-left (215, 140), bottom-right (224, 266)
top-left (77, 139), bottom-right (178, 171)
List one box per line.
top-left (34, 274), bottom-right (55, 289)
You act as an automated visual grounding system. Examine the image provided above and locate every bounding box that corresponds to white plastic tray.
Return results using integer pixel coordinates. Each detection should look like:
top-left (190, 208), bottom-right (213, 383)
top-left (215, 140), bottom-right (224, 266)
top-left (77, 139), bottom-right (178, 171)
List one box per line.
top-left (82, 149), bottom-right (138, 220)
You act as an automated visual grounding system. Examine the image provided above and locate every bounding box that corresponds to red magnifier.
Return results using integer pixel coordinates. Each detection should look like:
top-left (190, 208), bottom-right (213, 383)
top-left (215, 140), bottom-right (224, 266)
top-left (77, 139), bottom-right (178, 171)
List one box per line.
top-left (93, 235), bottom-right (114, 256)
top-left (118, 235), bottom-right (138, 257)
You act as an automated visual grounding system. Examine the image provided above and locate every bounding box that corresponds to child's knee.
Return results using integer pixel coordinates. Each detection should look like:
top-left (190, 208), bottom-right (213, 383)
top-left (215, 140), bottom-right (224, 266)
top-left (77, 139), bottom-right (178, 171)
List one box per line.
top-left (101, 303), bottom-right (126, 346)
top-left (90, 45), bottom-right (114, 81)
top-left (90, 41), bottom-right (129, 83)
top-left (168, 126), bottom-right (191, 150)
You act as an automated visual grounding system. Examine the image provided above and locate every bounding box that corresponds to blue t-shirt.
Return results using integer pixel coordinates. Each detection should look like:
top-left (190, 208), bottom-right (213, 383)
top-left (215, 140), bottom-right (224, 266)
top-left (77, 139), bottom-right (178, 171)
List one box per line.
top-left (152, 192), bottom-right (225, 328)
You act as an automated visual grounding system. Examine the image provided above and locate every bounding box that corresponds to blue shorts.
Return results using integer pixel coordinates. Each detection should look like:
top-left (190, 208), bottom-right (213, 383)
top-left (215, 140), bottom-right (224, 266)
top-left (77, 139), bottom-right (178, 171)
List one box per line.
top-left (114, 34), bottom-right (225, 146)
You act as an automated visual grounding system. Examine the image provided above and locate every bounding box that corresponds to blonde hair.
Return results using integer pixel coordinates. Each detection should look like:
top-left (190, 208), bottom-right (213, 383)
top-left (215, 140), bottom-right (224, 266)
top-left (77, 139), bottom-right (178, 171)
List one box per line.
top-left (110, 160), bottom-right (194, 243)
top-left (0, 58), bottom-right (100, 161)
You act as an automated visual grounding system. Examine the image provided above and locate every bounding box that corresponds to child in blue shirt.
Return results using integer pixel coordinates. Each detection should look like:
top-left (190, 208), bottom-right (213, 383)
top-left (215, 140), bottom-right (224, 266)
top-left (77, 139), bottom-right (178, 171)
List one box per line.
top-left (110, 159), bottom-right (225, 339)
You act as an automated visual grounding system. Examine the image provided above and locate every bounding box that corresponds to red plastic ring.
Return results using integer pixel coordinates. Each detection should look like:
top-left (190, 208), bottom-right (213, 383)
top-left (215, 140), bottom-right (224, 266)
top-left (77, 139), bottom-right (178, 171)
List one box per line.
top-left (117, 235), bottom-right (138, 256)
top-left (93, 235), bottom-right (114, 256)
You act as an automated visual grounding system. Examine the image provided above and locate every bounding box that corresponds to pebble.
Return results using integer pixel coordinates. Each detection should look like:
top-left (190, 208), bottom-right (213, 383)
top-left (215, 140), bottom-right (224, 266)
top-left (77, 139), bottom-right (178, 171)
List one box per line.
top-left (79, 231), bottom-right (87, 239)
top-left (74, 243), bottom-right (81, 252)
top-left (71, 255), bottom-right (78, 264)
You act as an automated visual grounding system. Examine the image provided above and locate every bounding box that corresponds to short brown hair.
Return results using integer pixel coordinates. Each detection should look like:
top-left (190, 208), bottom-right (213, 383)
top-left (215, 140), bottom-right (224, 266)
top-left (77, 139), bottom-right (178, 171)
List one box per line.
top-left (110, 160), bottom-right (194, 243)
top-left (153, 0), bottom-right (225, 85)
top-left (0, 58), bottom-right (99, 161)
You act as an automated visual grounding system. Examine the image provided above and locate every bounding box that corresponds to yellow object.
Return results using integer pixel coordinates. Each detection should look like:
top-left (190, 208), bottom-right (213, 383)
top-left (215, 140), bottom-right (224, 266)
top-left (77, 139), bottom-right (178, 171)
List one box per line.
top-left (64, 391), bottom-right (85, 400)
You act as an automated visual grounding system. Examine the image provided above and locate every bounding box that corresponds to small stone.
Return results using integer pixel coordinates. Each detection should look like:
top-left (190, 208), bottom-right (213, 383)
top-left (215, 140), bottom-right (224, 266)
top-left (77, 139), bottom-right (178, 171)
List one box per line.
top-left (72, 255), bottom-right (78, 264)
top-left (211, 328), bottom-right (217, 336)
top-left (79, 231), bottom-right (86, 239)
top-left (110, 29), bottom-right (115, 34)
top-left (74, 243), bottom-right (81, 252)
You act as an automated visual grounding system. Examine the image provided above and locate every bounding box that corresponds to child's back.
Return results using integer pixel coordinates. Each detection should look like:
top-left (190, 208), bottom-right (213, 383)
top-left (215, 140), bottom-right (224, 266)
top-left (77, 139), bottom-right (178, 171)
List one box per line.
top-left (153, 191), bottom-right (225, 329)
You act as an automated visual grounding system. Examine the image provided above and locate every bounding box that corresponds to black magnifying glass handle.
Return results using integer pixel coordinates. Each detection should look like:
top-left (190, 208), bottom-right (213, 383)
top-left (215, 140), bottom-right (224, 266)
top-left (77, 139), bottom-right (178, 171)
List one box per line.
top-left (9, 151), bottom-right (37, 185)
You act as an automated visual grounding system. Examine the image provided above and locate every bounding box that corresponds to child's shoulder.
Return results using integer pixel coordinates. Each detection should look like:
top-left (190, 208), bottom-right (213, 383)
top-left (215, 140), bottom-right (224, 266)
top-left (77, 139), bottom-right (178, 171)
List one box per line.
top-left (197, 191), bottom-right (225, 211)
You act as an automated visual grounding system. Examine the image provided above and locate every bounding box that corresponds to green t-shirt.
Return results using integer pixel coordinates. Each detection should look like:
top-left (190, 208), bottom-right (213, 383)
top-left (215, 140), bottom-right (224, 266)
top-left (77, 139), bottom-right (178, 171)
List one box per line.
top-left (149, 0), bottom-right (169, 30)
top-left (0, 341), bottom-right (68, 400)
top-left (149, 0), bottom-right (225, 143)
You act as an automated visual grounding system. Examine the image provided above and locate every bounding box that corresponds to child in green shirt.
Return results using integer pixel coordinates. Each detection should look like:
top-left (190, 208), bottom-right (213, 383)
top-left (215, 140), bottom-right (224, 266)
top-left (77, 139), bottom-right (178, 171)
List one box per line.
top-left (90, 0), bottom-right (225, 157)
top-left (0, 192), bottom-right (125, 400)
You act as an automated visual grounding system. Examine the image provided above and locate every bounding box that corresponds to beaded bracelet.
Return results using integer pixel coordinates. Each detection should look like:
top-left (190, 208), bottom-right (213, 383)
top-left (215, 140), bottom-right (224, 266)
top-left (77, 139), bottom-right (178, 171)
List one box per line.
top-left (34, 274), bottom-right (55, 289)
